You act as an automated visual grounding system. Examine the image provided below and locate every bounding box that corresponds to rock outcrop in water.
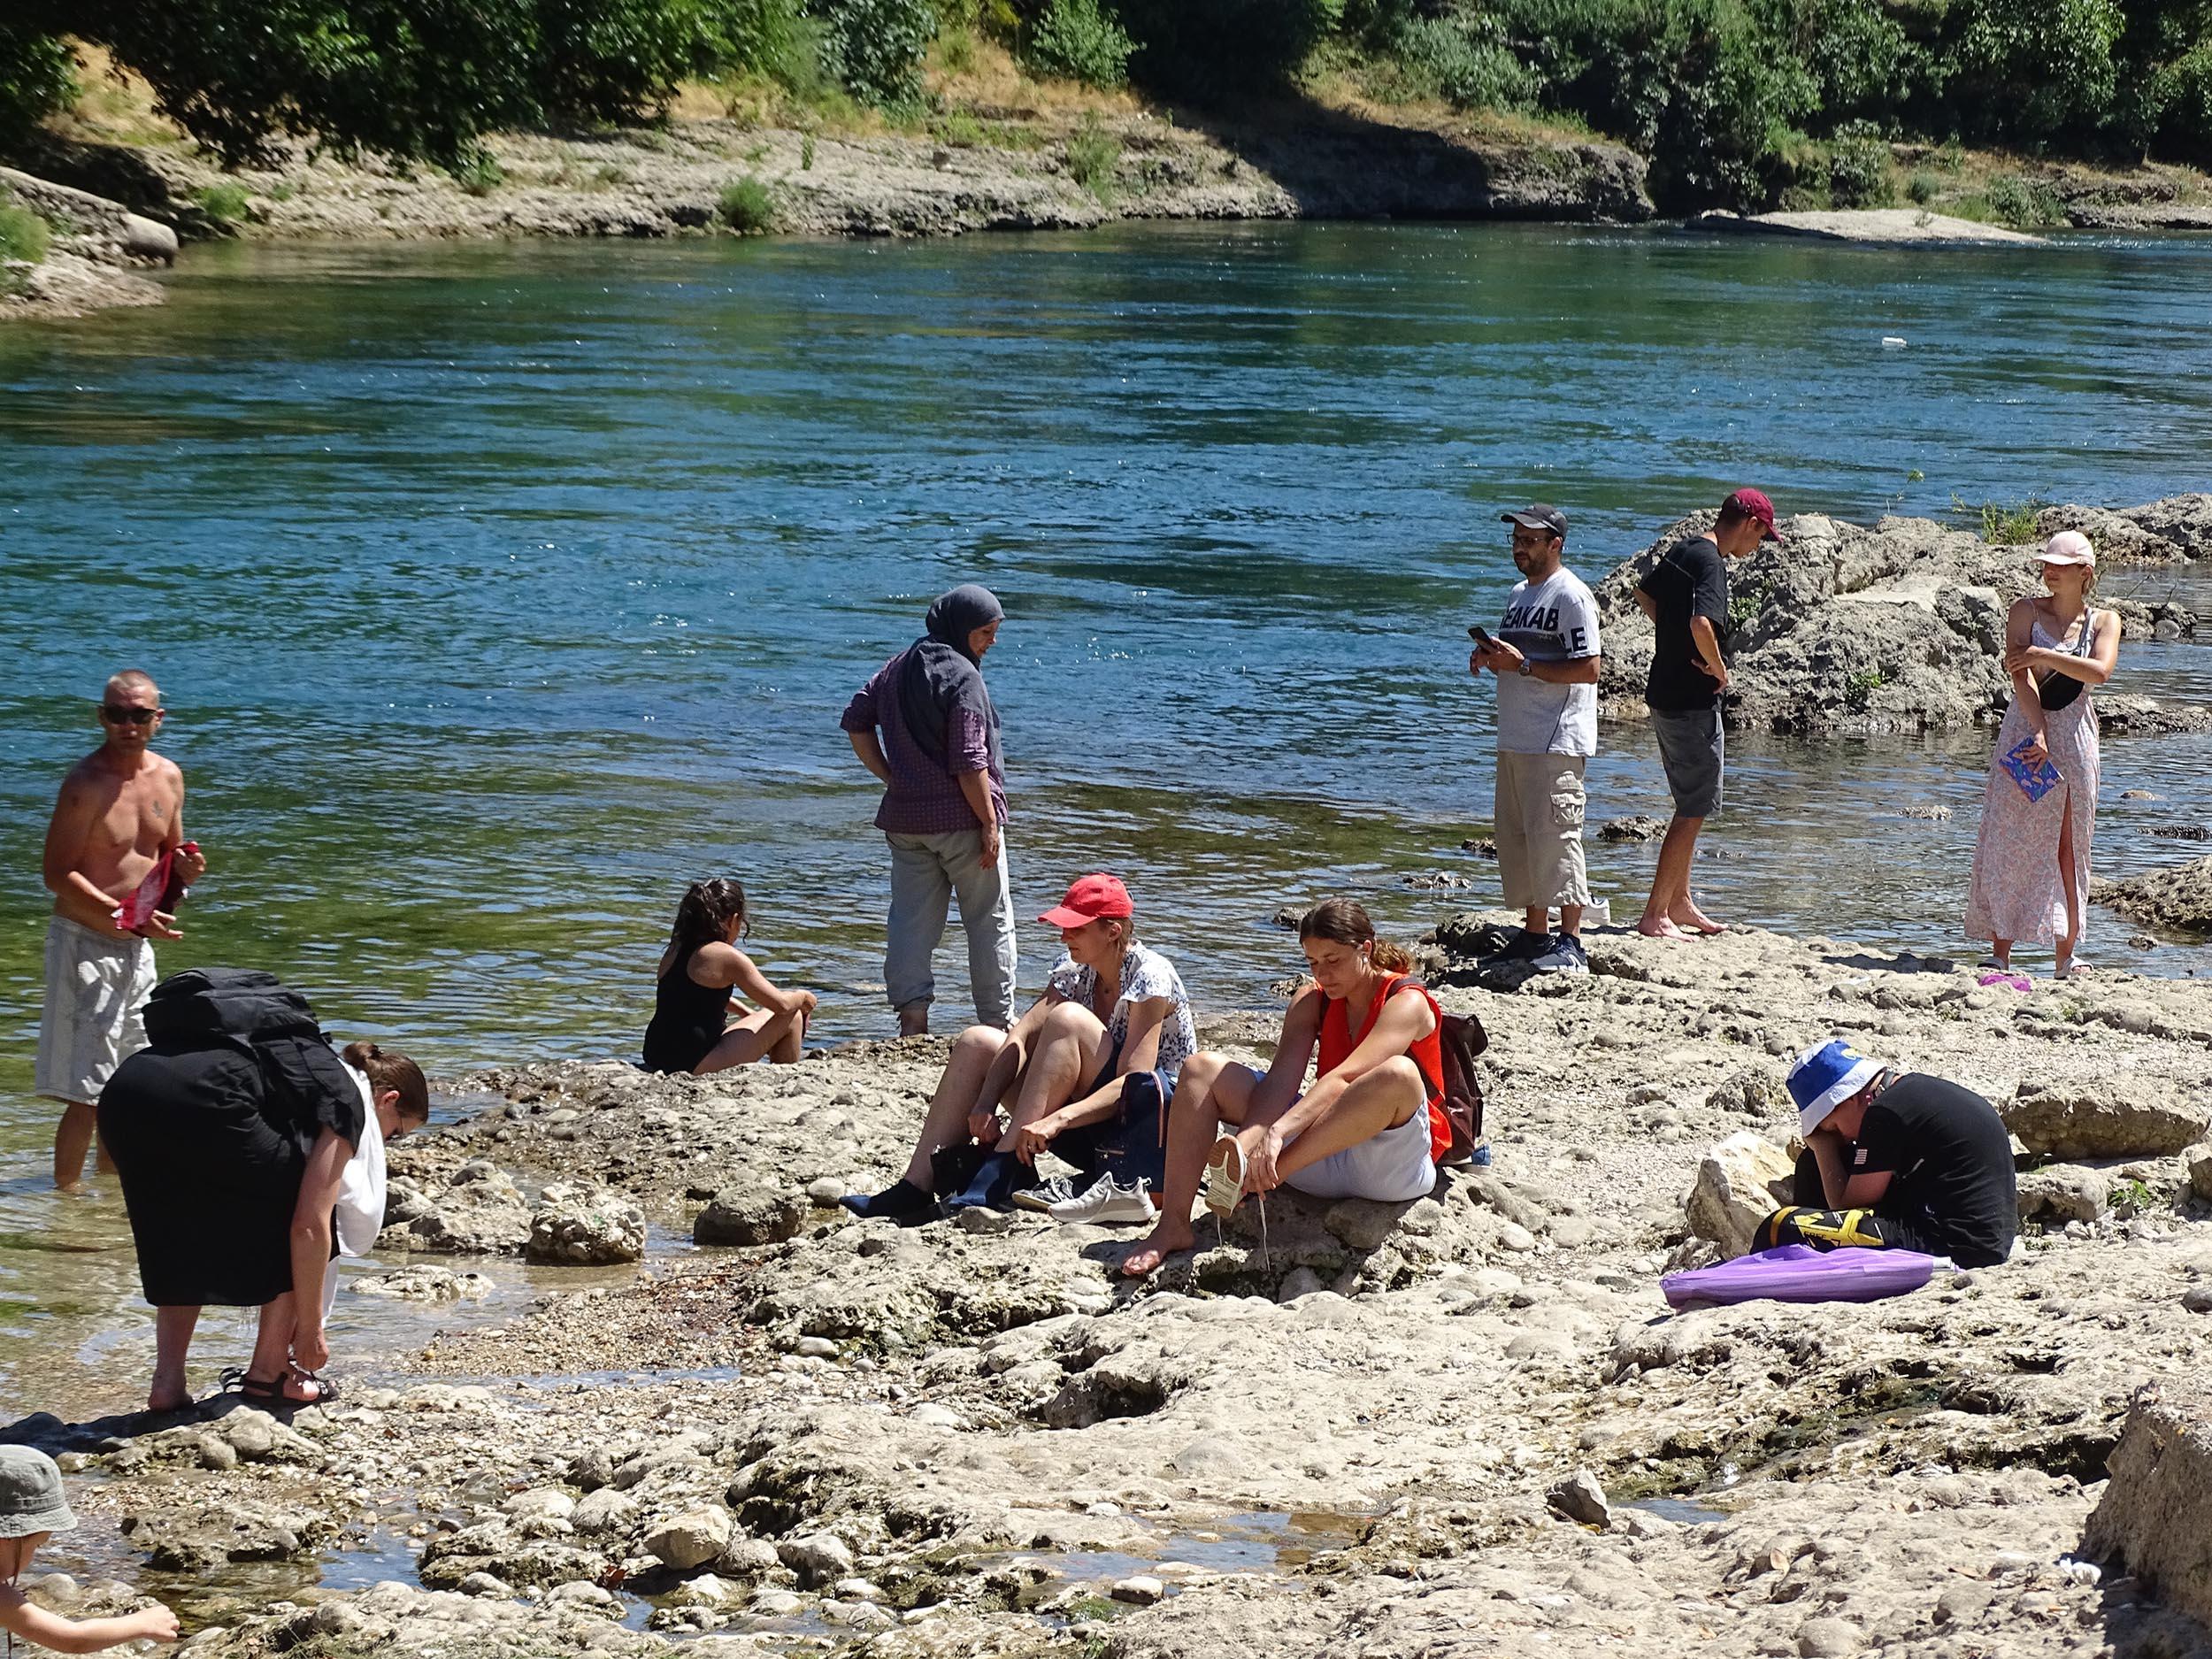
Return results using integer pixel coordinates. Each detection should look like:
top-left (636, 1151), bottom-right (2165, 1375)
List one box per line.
top-left (10, 918), bottom-right (2212, 1657)
top-left (2093, 854), bottom-right (2212, 935)
top-left (1594, 498), bottom-right (2209, 734)
top-left (0, 164), bottom-right (168, 320)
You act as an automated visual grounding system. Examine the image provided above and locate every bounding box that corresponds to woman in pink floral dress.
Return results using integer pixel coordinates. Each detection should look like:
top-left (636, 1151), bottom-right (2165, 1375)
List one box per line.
top-left (1964, 532), bottom-right (2120, 982)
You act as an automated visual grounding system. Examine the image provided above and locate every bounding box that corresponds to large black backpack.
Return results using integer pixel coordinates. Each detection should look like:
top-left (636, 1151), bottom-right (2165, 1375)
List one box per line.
top-left (140, 967), bottom-right (361, 1142)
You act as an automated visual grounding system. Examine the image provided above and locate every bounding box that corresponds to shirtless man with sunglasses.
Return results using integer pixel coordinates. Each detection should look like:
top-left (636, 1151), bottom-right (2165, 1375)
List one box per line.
top-left (40, 671), bottom-right (208, 1188)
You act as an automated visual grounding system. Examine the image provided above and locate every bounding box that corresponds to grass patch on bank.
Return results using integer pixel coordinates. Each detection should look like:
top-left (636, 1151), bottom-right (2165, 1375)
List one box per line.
top-left (450, 150), bottom-right (503, 196)
top-left (0, 197), bottom-right (50, 265)
top-left (1064, 111), bottom-right (1118, 196)
top-left (718, 174), bottom-right (776, 232)
top-left (1957, 495), bottom-right (2049, 545)
top-left (195, 181), bottom-right (250, 226)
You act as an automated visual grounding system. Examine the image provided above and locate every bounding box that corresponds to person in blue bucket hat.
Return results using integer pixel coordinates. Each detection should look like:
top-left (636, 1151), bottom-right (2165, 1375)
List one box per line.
top-left (1751, 1039), bottom-right (2018, 1270)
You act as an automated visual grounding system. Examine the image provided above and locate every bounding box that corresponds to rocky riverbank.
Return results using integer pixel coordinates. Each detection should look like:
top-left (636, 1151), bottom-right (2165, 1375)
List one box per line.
top-left (0, 100), bottom-right (1650, 321)
top-left (0, 163), bottom-right (172, 319)
top-left (1594, 496), bottom-right (2212, 736)
top-left (7, 917), bottom-right (2212, 1657)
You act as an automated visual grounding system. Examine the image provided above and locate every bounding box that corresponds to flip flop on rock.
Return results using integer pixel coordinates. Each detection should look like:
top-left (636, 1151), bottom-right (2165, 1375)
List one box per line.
top-left (1977, 971), bottom-right (2032, 993)
top-left (1202, 1136), bottom-right (1247, 1221)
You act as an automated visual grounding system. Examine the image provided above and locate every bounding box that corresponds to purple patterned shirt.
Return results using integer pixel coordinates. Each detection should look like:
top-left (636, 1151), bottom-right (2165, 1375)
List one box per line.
top-left (841, 651), bottom-right (1007, 835)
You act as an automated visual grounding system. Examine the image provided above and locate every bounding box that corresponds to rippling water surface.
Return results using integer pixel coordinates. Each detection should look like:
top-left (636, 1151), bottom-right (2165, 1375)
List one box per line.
top-left (3, 222), bottom-right (2210, 1410)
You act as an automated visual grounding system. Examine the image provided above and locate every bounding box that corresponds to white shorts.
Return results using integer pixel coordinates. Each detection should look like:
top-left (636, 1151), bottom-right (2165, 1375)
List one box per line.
top-left (1284, 1097), bottom-right (1438, 1204)
top-left (36, 916), bottom-right (156, 1107)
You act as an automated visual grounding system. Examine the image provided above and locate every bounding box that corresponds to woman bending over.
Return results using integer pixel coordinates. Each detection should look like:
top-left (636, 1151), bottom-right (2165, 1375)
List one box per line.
top-left (643, 879), bottom-right (817, 1074)
top-left (1124, 898), bottom-right (1447, 1278)
top-left (101, 970), bottom-right (432, 1409)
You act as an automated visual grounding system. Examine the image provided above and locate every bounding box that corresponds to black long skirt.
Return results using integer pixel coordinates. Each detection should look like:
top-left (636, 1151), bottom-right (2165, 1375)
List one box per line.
top-left (99, 1045), bottom-right (306, 1308)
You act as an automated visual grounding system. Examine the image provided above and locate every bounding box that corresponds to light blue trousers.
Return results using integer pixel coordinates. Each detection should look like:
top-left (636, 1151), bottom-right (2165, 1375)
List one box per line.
top-left (883, 828), bottom-right (1018, 1028)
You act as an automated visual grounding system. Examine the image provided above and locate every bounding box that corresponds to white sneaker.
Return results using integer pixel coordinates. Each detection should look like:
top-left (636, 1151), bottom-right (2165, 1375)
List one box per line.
top-left (1048, 1176), bottom-right (1157, 1227)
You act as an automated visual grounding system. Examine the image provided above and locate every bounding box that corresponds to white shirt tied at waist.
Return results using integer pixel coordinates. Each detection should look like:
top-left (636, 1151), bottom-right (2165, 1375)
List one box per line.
top-left (322, 1062), bottom-right (388, 1319)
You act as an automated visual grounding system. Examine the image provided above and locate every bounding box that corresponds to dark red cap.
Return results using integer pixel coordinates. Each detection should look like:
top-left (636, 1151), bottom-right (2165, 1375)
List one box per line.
top-left (1724, 487), bottom-right (1782, 541)
top-left (1039, 873), bottom-right (1133, 928)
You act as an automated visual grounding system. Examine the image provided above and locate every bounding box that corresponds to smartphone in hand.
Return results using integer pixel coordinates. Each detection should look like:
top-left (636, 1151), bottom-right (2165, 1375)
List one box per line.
top-left (1467, 626), bottom-right (1492, 647)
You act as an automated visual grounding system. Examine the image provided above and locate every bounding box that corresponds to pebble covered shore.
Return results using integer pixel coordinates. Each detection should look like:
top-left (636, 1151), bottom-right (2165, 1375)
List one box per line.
top-left (8, 918), bottom-right (2212, 1657)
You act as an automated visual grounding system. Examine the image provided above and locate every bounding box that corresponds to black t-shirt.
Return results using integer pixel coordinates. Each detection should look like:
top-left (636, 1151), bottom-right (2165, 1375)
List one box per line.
top-left (1851, 1073), bottom-right (2017, 1269)
top-left (1638, 535), bottom-right (1730, 711)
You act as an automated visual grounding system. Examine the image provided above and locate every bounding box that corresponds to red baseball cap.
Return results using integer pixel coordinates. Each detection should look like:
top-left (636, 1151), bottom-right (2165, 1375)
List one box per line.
top-left (1724, 487), bottom-right (1783, 541)
top-left (1038, 873), bottom-right (1133, 928)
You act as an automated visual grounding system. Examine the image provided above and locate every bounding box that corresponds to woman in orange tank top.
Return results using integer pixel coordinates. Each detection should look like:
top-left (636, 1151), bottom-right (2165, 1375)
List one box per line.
top-left (1124, 898), bottom-right (1443, 1279)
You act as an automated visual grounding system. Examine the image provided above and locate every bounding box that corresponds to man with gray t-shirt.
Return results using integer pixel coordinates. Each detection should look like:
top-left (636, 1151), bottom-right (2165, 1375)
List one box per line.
top-left (1470, 504), bottom-right (1601, 977)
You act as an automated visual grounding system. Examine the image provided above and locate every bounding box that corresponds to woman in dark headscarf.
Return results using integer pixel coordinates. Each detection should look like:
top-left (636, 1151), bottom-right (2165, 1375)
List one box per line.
top-left (841, 585), bottom-right (1018, 1035)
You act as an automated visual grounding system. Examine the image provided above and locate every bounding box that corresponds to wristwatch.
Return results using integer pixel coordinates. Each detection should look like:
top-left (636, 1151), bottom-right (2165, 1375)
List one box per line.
top-left (1517, 660), bottom-right (1533, 677)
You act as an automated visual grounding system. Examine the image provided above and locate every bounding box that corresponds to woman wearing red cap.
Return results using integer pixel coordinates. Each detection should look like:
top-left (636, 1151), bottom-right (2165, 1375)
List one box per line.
top-left (841, 872), bottom-right (1196, 1224)
top-left (1964, 532), bottom-right (2118, 982)
top-left (1124, 898), bottom-right (1448, 1279)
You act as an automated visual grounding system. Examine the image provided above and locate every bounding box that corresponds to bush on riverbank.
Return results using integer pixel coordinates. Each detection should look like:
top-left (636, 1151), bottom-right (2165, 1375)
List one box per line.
top-left (0, 0), bottom-right (941, 169)
top-left (717, 173), bottom-right (778, 228)
top-left (0, 24), bottom-right (76, 147)
top-left (1332, 0), bottom-right (2212, 209)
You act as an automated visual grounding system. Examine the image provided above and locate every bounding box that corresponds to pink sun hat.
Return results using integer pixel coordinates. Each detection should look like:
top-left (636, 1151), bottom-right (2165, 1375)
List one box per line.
top-left (2039, 530), bottom-right (2096, 567)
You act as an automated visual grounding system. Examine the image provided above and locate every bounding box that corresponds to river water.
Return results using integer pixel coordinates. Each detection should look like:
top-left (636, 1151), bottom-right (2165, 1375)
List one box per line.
top-left (3, 221), bottom-right (2211, 1413)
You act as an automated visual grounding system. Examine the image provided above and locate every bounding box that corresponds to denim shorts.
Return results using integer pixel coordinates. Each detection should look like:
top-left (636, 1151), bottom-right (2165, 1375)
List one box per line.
top-left (1652, 706), bottom-right (1725, 818)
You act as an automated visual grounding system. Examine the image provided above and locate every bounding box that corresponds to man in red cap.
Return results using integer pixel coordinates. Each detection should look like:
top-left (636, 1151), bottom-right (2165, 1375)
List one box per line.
top-left (1632, 488), bottom-right (1778, 940)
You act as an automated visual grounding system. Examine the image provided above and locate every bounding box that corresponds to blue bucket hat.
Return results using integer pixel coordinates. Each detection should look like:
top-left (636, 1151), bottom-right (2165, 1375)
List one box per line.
top-left (1787, 1040), bottom-right (1885, 1135)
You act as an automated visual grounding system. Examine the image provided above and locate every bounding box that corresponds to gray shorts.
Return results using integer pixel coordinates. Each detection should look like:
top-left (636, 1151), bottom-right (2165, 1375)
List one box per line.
top-left (36, 916), bottom-right (155, 1107)
top-left (1652, 706), bottom-right (1724, 819)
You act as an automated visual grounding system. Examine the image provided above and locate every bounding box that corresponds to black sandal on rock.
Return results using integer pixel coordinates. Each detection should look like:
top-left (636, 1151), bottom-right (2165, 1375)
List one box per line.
top-left (219, 1366), bottom-right (336, 1406)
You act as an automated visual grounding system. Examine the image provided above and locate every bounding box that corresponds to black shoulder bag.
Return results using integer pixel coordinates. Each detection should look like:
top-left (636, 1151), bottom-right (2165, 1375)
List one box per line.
top-left (2034, 611), bottom-right (2099, 711)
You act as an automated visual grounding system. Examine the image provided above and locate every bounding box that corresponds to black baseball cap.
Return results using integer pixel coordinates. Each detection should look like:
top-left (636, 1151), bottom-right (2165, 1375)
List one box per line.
top-left (1502, 504), bottom-right (1568, 536)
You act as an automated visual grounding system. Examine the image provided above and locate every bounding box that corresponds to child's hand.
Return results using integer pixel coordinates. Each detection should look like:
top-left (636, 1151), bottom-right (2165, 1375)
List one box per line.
top-left (134, 1605), bottom-right (181, 1642)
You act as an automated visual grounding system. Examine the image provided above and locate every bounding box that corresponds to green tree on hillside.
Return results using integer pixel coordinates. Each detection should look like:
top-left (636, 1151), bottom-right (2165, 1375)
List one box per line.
top-left (0, 0), bottom-right (933, 167)
top-left (8, 0), bottom-right (2212, 204)
top-left (1950, 0), bottom-right (2124, 144)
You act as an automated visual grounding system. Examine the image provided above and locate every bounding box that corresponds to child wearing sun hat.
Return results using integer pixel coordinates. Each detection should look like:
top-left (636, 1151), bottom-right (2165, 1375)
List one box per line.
top-left (0, 1446), bottom-right (178, 1650)
top-left (1750, 1039), bottom-right (2017, 1269)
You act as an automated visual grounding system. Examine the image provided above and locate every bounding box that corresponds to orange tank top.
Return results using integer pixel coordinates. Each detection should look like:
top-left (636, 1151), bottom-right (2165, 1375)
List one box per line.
top-left (1316, 975), bottom-right (1449, 1164)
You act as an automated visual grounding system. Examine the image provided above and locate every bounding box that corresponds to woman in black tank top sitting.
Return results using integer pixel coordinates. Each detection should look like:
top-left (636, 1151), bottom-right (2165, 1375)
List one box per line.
top-left (642, 879), bottom-right (817, 1074)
